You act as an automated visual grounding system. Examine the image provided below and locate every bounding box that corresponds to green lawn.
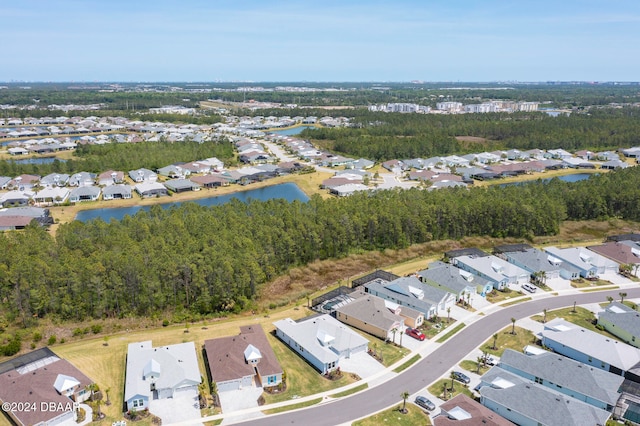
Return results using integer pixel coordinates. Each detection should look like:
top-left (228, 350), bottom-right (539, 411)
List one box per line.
top-left (459, 359), bottom-right (490, 376)
top-left (481, 326), bottom-right (537, 357)
top-left (599, 300), bottom-right (639, 310)
top-left (436, 323), bottom-right (466, 343)
top-left (393, 354), bottom-right (421, 373)
top-left (486, 288), bottom-right (520, 303)
top-left (330, 383), bottom-right (368, 398)
top-left (570, 278), bottom-right (614, 288)
top-left (500, 297), bottom-right (532, 307)
top-left (262, 397), bottom-right (322, 415)
top-left (531, 306), bottom-right (626, 341)
top-left (427, 378), bottom-right (475, 401)
top-left (262, 333), bottom-right (358, 405)
top-left (352, 404), bottom-right (432, 426)
top-left (359, 331), bottom-right (409, 367)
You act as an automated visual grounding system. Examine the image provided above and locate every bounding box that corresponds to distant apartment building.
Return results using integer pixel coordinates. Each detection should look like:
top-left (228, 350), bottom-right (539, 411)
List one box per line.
top-left (436, 102), bottom-right (463, 112)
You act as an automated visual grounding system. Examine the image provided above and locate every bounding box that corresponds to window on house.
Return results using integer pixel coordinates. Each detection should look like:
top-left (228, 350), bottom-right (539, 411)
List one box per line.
top-left (633, 336), bottom-right (636, 342)
top-left (588, 356), bottom-right (592, 362)
top-left (534, 377), bottom-right (542, 384)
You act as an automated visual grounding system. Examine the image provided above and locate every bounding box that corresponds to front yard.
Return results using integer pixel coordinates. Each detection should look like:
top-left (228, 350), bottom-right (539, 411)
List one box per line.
top-left (481, 326), bottom-right (537, 357)
top-left (352, 403), bottom-right (432, 426)
top-left (427, 378), bottom-right (475, 402)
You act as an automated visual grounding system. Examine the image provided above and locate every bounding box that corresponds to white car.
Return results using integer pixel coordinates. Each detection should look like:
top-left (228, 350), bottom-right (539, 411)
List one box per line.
top-left (522, 283), bottom-right (537, 293)
top-left (484, 354), bottom-right (498, 366)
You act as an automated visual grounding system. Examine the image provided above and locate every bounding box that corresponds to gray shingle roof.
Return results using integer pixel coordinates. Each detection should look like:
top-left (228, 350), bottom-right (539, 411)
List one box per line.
top-left (418, 261), bottom-right (490, 294)
top-left (598, 302), bottom-right (640, 342)
top-left (499, 349), bottom-right (623, 406)
top-left (480, 368), bottom-right (611, 426)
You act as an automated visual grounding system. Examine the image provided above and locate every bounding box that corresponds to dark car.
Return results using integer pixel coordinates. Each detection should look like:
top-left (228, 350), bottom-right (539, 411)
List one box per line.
top-left (414, 395), bottom-right (435, 411)
top-left (406, 327), bottom-right (425, 341)
top-left (452, 371), bottom-right (471, 384)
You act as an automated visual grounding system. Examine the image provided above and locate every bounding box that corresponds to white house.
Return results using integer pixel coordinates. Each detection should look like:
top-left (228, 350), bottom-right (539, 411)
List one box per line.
top-left (274, 314), bottom-right (368, 375)
top-left (124, 341), bottom-right (201, 412)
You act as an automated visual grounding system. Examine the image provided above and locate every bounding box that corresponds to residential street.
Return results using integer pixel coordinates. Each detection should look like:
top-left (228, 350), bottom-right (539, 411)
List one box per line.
top-left (183, 285), bottom-right (640, 426)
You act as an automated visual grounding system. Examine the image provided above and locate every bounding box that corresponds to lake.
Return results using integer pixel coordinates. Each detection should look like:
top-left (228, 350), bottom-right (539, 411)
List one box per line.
top-left (74, 182), bottom-right (310, 222)
top-left (500, 173), bottom-right (594, 187)
top-left (269, 125), bottom-right (317, 136)
top-left (13, 158), bottom-right (67, 164)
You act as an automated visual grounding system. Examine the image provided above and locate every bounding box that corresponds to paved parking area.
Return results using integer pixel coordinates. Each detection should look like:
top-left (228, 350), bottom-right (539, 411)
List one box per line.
top-left (546, 277), bottom-right (573, 291)
top-left (601, 272), bottom-right (633, 285)
top-left (339, 351), bottom-right (385, 379)
top-left (149, 388), bottom-right (202, 426)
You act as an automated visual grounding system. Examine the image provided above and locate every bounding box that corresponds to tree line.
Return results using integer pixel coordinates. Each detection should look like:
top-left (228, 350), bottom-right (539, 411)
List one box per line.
top-left (302, 107), bottom-right (640, 160)
top-left (2, 166), bottom-right (640, 327)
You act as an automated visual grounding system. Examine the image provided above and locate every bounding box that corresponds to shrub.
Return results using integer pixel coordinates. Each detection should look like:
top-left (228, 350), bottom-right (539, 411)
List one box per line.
top-left (48, 335), bottom-right (57, 345)
top-left (91, 324), bottom-right (103, 334)
top-left (32, 332), bottom-right (42, 342)
top-left (162, 319), bottom-right (169, 327)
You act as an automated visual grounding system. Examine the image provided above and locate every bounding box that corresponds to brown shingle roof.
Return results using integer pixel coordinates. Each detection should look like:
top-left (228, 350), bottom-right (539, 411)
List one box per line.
top-left (0, 358), bottom-right (92, 426)
top-left (588, 241), bottom-right (640, 265)
top-left (204, 325), bottom-right (282, 384)
top-left (433, 394), bottom-right (513, 426)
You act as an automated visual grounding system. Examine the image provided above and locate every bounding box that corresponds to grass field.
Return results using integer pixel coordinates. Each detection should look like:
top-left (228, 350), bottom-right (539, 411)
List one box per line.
top-left (352, 403), bottom-right (432, 426)
top-left (330, 383), bottom-right (369, 398)
top-left (459, 359), bottom-right (491, 376)
top-left (436, 323), bottom-right (466, 343)
top-left (262, 397), bottom-right (322, 415)
top-left (393, 354), bottom-right (421, 373)
top-left (427, 378), bottom-right (475, 401)
top-left (481, 326), bottom-right (537, 357)
top-left (501, 296), bottom-right (532, 307)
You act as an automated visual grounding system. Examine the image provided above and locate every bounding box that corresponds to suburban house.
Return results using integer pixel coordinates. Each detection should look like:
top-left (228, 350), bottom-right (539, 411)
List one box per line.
top-left (0, 190), bottom-right (34, 208)
top-left (417, 261), bottom-right (491, 300)
top-left (69, 186), bottom-right (101, 203)
top-left (97, 170), bottom-right (125, 186)
top-left (135, 182), bottom-right (168, 198)
top-left (335, 289), bottom-right (406, 342)
top-left (496, 348), bottom-right (623, 411)
top-left (598, 302), bottom-right (640, 348)
top-left (540, 318), bottom-right (640, 382)
top-left (129, 168), bottom-right (158, 183)
top-left (204, 325), bottom-right (283, 393)
top-left (544, 246), bottom-right (619, 279)
top-left (33, 187), bottom-right (70, 206)
top-left (0, 176), bottom-right (11, 189)
top-left (478, 367), bottom-right (611, 426)
top-left (0, 348), bottom-right (93, 426)
top-left (102, 184), bottom-right (132, 200)
top-left (452, 255), bottom-right (529, 290)
top-left (274, 314), bottom-right (368, 374)
top-left (69, 172), bottom-right (96, 187)
top-left (432, 394), bottom-right (512, 426)
top-left (124, 341), bottom-right (201, 412)
top-left (157, 164), bottom-right (190, 178)
top-left (10, 174), bottom-right (40, 191)
top-left (494, 244), bottom-right (575, 280)
top-left (163, 178), bottom-right (200, 193)
top-left (40, 173), bottom-right (70, 187)
top-left (190, 174), bottom-right (231, 188)
top-left (364, 276), bottom-right (455, 319)
top-left (588, 241), bottom-right (640, 275)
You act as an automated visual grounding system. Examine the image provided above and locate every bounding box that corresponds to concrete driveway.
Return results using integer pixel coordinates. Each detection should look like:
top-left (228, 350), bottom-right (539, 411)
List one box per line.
top-left (546, 277), bottom-right (573, 291)
top-left (218, 386), bottom-right (265, 425)
top-left (601, 272), bottom-right (633, 285)
top-left (339, 351), bottom-right (385, 379)
top-left (149, 388), bottom-right (202, 426)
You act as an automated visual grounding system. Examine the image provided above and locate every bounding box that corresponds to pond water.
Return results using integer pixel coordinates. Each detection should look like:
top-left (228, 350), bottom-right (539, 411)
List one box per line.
top-left (269, 125), bottom-right (317, 136)
top-left (13, 158), bottom-right (67, 164)
top-left (74, 182), bottom-right (310, 222)
top-left (500, 173), bottom-right (594, 187)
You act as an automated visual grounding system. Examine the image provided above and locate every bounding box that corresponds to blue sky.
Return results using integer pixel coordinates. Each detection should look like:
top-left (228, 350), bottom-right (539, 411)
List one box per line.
top-left (2, 0), bottom-right (639, 82)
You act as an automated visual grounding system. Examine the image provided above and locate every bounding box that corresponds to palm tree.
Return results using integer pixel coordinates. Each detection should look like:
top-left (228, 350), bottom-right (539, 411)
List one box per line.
top-left (447, 307), bottom-right (451, 323)
top-left (492, 333), bottom-right (499, 350)
top-left (399, 330), bottom-right (404, 347)
top-left (542, 309), bottom-right (547, 324)
top-left (401, 391), bottom-right (410, 413)
top-left (476, 356), bottom-right (484, 374)
top-left (450, 371), bottom-right (457, 392)
top-left (391, 328), bottom-right (398, 344)
top-left (620, 292), bottom-right (628, 303)
top-left (511, 318), bottom-right (517, 335)
top-left (607, 296), bottom-right (614, 304)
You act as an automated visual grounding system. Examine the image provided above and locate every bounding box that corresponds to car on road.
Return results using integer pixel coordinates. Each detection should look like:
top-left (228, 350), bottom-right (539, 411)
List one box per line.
top-left (406, 327), bottom-right (425, 341)
top-left (452, 371), bottom-right (471, 384)
top-left (414, 395), bottom-right (435, 411)
top-left (522, 283), bottom-right (537, 293)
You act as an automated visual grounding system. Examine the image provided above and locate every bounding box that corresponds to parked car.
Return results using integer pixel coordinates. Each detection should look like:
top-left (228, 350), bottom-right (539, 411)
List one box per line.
top-left (484, 354), bottom-right (498, 366)
top-left (406, 327), bottom-right (425, 341)
top-left (414, 395), bottom-right (436, 411)
top-left (452, 371), bottom-right (471, 384)
top-left (522, 283), bottom-right (537, 293)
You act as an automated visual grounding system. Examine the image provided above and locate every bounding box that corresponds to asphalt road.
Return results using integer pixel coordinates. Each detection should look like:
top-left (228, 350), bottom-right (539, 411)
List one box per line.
top-left (236, 287), bottom-right (640, 426)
